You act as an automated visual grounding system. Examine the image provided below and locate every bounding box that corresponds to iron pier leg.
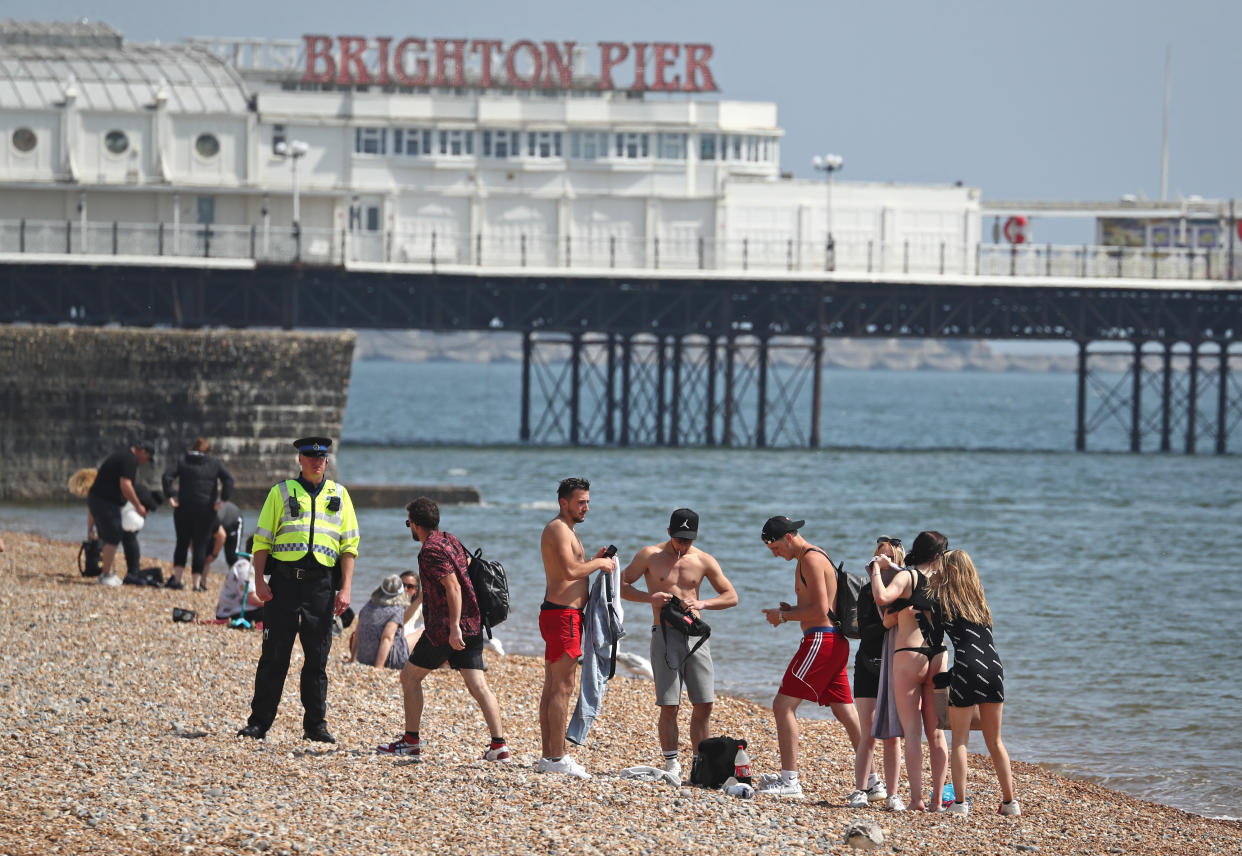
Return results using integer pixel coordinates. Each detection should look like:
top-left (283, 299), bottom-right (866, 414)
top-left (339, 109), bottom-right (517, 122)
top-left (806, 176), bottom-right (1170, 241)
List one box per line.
top-left (1218, 345), bottom-right (1230, 455)
top-left (520, 331), bottom-right (532, 443)
top-left (757, 337), bottom-right (769, 449)
top-left (1130, 341), bottom-right (1143, 453)
top-left (669, 335), bottom-right (682, 447)
top-left (620, 335), bottom-right (633, 447)
top-left (1185, 342), bottom-right (1199, 454)
top-left (811, 334), bottom-right (824, 448)
top-left (706, 336), bottom-right (718, 446)
top-left (606, 333), bottom-right (617, 445)
top-left (656, 337), bottom-right (668, 446)
top-left (1076, 341), bottom-right (1088, 452)
top-left (724, 338), bottom-right (735, 447)
top-left (570, 333), bottom-right (582, 446)
top-left (1160, 344), bottom-right (1172, 453)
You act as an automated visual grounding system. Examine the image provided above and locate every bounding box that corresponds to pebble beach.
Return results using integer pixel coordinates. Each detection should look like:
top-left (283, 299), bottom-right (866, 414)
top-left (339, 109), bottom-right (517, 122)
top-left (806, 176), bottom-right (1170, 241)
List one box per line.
top-left (1, 529), bottom-right (1239, 856)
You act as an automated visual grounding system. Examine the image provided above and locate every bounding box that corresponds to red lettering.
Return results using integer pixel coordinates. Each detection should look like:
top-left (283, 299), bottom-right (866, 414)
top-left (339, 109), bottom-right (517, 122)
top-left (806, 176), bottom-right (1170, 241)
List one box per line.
top-left (542, 40), bottom-right (576, 88)
top-left (392, 38), bottom-right (429, 86)
top-left (434, 38), bottom-right (467, 87)
top-left (597, 41), bottom-right (628, 90)
top-left (472, 39), bottom-right (504, 88)
top-left (374, 37), bottom-right (392, 85)
top-left (651, 43), bottom-right (680, 91)
top-left (630, 42), bottom-right (648, 90)
top-left (303, 35), bottom-right (336, 84)
top-left (683, 43), bottom-right (717, 92)
top-left (505, 40), bottom-right (543, 89)
top-left (337, 36), bottom-right (370, 85)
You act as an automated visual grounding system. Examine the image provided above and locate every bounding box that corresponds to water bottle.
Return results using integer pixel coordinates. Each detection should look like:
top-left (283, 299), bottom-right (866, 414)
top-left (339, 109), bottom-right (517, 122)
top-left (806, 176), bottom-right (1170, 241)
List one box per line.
top-left (733, 743), bottom-right (752, 784)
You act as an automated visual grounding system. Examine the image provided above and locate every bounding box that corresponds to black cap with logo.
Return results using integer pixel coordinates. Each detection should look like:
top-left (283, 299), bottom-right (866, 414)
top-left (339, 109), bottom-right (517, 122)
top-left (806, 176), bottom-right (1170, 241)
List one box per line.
top-left (668, 507), bottom-right (699, 540)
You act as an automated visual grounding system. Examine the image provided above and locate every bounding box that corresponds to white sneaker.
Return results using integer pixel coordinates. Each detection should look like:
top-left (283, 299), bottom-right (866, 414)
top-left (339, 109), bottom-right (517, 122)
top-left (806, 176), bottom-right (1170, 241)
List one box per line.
top-left (847, 789), bottom-right (869, 808)
top-left (99, 573), bottom-right (122, 587)
top-left (885, 794), bottom-right (906, 812)
top-left (662, 757), bottom-right (681, 780)
top-left (866, 781), bottom-right (888, 802)
top-left (536, 755), bottom-right (592, 779)
top-left (483, 743), bottom-right (511, 762)
top-left (998, 800), bottom-right (1021, 817)
top-left (756, 777), bottom-right (804, 799)
top-left (947, 800), bottom-right (970, 815)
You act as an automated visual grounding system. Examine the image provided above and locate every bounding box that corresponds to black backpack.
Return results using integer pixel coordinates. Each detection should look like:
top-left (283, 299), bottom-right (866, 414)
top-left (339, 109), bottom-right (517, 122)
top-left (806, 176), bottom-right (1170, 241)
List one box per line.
top-left (465, 546), bottom-right (510, 638)
top-left (802, 548), bottom-right (864, 639)
top-left (690, 736), bottom-right (746, 789)
top-left (78, 539), bottom-right (103, 577)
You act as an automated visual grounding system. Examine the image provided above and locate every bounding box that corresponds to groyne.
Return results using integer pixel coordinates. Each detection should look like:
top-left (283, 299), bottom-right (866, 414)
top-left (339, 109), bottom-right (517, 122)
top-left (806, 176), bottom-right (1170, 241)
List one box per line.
top-left (0, 325), bottom-right (355, 501)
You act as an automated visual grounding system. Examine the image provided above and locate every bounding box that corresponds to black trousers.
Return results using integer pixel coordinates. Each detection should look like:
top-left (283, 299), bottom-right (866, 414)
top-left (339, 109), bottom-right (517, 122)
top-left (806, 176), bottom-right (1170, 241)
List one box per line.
top-left (222, 515), bottom-right (245, 566)
top-left (172, 506), bottom-right (219, 576)
top-left (246, 569), bottom-right (335, 732)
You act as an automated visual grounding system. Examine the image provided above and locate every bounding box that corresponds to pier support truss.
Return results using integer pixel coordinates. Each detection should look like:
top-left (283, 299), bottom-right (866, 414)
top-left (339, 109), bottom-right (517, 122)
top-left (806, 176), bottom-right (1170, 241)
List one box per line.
top-left (1076, 341), bottom-right (1241, 453)
top-left (519, 332), bottom-right (825, 448)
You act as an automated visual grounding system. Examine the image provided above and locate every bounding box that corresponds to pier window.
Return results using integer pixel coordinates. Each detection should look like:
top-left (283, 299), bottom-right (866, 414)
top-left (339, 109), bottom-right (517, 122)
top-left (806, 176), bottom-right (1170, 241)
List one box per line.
top-left (355, 127), bottom-right (387, 155)
top-left (657, 133), bottom-right (687, 160)
top-left (11, 128), bottom-right (37, 153)
top-left (393, 128), bottom-right (432, 156)
top-left (482, 130), bottom-right (520, 158)
top-left (729, 135), bottom-right (743, 161)
top-left (527, 131), bottom-right (563, 158)
top-left (104, 130), bottom-right (129, 155)
top-left (438, 129), bottom-right (474, 157)
top-left (195, 133), bottom-right (220, 159)
top-left (699, 134), bottom-right (718, 161)
top-left (569, 132), bottom-right (609, 160)
top-left (616, 132), bottom-right (650, 159)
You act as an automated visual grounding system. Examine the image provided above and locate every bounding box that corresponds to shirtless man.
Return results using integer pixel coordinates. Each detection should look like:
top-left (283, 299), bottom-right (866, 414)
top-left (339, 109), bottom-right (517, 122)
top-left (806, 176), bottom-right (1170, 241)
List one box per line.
top-left (537, 477), bottom-right (614, 779)
top-left (758, 516), bottom-right (862, 799)
top-left (619, 508), bottom-right (738, 780)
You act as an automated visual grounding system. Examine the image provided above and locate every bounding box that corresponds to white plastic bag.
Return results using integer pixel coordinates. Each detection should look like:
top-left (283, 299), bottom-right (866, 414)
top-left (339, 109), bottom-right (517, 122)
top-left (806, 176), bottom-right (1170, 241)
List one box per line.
top-left (121, 501), bottom-right (145, 533)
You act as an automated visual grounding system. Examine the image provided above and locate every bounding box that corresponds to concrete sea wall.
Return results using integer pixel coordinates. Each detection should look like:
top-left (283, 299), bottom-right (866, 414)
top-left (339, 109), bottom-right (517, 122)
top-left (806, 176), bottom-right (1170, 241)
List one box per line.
top-left (0, 325), bottom-right (355, 501)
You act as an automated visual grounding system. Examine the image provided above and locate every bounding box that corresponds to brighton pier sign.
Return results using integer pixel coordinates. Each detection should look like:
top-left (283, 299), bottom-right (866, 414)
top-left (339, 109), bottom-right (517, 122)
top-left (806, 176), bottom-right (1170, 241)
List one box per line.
top-left (302, 35), bottom-right (718, 92)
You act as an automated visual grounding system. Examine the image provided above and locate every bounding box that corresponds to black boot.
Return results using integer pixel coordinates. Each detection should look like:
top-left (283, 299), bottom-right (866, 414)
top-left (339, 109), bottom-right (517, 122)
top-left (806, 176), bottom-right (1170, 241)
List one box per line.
top-left (236, 724), bottom-right (266, 739)
top-left (303, 724), bottom-right (335, 743)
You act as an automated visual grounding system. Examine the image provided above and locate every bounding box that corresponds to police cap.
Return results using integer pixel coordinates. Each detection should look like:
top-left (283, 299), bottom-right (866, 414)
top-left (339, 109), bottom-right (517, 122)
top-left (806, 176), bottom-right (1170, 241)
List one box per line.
top-left (293, 436), bottom-right (332, 457)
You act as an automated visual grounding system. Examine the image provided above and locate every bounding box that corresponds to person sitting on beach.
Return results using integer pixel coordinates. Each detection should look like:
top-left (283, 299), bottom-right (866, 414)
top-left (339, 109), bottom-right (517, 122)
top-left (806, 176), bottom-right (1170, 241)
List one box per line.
top-left (869, 530), bottom-right (950, 812)
top-left (349, 573), bottom-right (421, 669)
top-left (619, 507), bottom-right (739, 780)
top-left (758, 516), bottom-right (862, 800)
top-left (849, 536), bottom-right (906, 811)
top-left (215, 535), bottom-right (264, 624)
top-left (928, 549), bottom-right (1020, 817)
top-left (537, 477), bottom-right (615, 779)
top-left (376, 497), bottom-right (508, 763)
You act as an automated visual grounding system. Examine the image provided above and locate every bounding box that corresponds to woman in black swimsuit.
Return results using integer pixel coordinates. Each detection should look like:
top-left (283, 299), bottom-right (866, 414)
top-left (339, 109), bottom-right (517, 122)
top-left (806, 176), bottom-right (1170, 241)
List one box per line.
top-left (928, 549), bottom-right (1020, 817)
top-left (869, 530), bottom-right (949, 812)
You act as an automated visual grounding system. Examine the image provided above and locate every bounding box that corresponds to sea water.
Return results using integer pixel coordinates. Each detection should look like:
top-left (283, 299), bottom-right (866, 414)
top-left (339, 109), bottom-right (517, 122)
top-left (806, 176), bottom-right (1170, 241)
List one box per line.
top-left (4, 360), bottom-right (1239, 818)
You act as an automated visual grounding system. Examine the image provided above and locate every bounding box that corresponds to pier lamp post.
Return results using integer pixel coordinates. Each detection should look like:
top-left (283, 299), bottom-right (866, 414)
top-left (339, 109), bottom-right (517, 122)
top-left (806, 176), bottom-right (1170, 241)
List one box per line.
top-left (274, 139), bottom-right (309, 229)
top-left (811, 153), bottom-right (844, 271)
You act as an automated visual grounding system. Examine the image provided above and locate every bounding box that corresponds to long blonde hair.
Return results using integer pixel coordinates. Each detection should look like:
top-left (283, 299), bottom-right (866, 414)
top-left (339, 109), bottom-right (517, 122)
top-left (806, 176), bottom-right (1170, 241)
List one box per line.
top-left (931, 549), bottom-right (992, 627)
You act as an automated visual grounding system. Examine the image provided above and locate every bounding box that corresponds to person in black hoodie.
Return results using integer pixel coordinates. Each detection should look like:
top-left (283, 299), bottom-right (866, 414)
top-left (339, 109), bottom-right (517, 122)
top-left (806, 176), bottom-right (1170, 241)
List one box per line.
top-left (162, 437), bottom-right (234, 592)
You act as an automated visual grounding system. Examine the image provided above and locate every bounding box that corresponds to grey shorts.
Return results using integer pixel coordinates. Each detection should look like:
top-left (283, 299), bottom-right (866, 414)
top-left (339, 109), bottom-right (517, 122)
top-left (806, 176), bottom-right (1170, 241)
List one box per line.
top-left (651, 626), bottom-right (714, 706)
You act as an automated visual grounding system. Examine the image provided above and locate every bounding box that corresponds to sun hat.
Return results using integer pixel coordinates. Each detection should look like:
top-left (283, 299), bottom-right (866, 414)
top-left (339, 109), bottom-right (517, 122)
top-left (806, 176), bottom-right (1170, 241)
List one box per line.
top-left (370, 574), bottom-right (407, 606)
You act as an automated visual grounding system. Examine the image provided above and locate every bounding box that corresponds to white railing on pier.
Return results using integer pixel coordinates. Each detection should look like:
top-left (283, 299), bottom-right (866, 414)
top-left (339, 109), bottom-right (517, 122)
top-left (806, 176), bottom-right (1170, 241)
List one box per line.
top-left (0, 218), bottom-right (1238, 283)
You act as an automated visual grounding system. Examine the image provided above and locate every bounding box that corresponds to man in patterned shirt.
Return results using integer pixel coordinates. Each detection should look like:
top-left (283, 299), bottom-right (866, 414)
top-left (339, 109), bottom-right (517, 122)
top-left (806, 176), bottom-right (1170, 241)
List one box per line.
top-left (376, 496), bottom-right (509, 762)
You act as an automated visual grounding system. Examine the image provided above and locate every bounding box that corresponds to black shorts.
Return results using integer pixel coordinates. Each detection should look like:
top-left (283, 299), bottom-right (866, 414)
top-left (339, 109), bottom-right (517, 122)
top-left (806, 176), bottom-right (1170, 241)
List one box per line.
top-left (88, 495), bottom-right (124, 545)
top-left (408, 633), bottom-right (487, 671)
top-left (853, 651), bottom-right (880, 699)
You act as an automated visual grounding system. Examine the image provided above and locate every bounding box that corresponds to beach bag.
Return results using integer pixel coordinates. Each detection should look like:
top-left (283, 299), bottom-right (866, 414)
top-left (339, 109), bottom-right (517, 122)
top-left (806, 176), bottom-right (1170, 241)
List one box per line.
top-left (659, 596), bottom-right (711, 671)
top-left (79, 539), bottom-right (103, 577)
top-left (829, 561), bottom-right (865, 640)
top-left (690, 736), bottom-right (746, 789)
top-left (465, 546), bottom-right (510, 638)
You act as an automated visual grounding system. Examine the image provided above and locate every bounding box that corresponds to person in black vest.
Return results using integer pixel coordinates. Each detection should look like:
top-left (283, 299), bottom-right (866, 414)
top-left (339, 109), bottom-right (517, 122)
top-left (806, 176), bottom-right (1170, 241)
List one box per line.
top-left (86, 441), bottom-right (155, 587)
top-left (162, 437), bottom-right (235, 592)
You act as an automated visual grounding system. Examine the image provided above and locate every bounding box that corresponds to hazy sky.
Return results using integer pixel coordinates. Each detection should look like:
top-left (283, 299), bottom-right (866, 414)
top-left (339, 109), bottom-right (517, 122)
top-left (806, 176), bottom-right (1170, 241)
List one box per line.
top-left (21, 0), bottom-right (1242, 204)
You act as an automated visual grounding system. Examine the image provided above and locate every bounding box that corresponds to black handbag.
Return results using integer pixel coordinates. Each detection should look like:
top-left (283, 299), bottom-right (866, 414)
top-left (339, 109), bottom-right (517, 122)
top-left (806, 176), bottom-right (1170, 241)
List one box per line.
top-left (659, 596), bottom-right (711, 671)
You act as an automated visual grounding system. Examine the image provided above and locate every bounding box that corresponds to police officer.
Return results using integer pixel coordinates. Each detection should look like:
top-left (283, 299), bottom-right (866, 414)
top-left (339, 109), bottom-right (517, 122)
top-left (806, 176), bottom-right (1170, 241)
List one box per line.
top-left (237, 437), bottom-right (359, 742)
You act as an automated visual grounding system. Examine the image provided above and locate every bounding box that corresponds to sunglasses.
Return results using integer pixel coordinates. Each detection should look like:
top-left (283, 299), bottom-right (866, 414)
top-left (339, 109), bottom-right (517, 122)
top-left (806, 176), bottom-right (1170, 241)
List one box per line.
top-left (876, 536), bottom-right (902, 548)
top-left (403, 582), bottom-right (418, 593)
top-left (172, 608), bottom-right (196, 623)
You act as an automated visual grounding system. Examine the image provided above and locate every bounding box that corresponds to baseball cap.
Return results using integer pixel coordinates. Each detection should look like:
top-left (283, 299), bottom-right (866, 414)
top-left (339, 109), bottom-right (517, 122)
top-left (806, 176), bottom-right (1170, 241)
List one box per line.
top-left (668, 508), bottom-right (699, 540)
top-left (761, 516), bottom-right (805, 543)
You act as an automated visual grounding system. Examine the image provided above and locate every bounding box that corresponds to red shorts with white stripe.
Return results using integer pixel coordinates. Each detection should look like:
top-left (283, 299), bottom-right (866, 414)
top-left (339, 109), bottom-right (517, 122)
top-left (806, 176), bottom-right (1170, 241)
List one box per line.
top-left (778, 626), bottom-right (853, 706)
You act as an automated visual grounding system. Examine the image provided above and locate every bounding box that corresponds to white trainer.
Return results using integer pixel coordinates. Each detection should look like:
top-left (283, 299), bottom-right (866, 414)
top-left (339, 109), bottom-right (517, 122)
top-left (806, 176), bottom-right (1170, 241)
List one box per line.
top-left (662, 757), bottom-right (681, 781)
top-left (756, 777), bottom-right (804, 799)
top-left (885, 794), bottom-right (906, 812)
top-left (847, 789), bottom-right (869, 808)
top-left (99, 573), bottom-right (122, 587)
top-left (998, 800), bottom-right (1021, 817)
top-left (866, 781), bottom-right (888, 802)
top-left (947, 800), bottom-right (970, 816)
top-left (483, 743), bottom-right (511, 762)
top-left (536, 755), bottom-right (592, 779)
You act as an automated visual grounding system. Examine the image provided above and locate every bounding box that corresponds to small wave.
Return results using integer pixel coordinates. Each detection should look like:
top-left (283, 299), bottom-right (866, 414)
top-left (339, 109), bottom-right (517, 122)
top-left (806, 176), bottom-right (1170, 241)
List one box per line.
top-left (519, 500), bottom-right (559, 510)
top-left (446, 468), bottom-right (469, 476)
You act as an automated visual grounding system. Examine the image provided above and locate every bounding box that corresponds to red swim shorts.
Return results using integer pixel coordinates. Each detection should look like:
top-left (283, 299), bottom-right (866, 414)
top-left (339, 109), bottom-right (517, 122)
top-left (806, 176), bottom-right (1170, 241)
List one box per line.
top-left (539, 606), bottom-right (583, 662)
top-left (779, 627), bottom-right (853, 706)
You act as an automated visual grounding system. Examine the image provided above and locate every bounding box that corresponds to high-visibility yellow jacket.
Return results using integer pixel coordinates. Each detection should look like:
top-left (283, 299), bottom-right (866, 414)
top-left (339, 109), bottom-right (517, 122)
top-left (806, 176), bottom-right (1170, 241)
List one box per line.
top-left (252, 478), bottom-right (359, 567)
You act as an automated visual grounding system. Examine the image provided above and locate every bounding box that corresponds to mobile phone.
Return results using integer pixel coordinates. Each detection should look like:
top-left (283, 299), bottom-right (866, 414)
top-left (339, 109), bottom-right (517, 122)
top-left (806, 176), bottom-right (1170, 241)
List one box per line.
top-left (604, 544), bottom-right (618, 558)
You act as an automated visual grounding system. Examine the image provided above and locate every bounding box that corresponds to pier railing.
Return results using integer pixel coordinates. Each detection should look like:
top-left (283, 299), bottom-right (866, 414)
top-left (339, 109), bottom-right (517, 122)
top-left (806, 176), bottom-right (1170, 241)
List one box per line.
top-left (1, 218), bottom-right (1237, 281)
